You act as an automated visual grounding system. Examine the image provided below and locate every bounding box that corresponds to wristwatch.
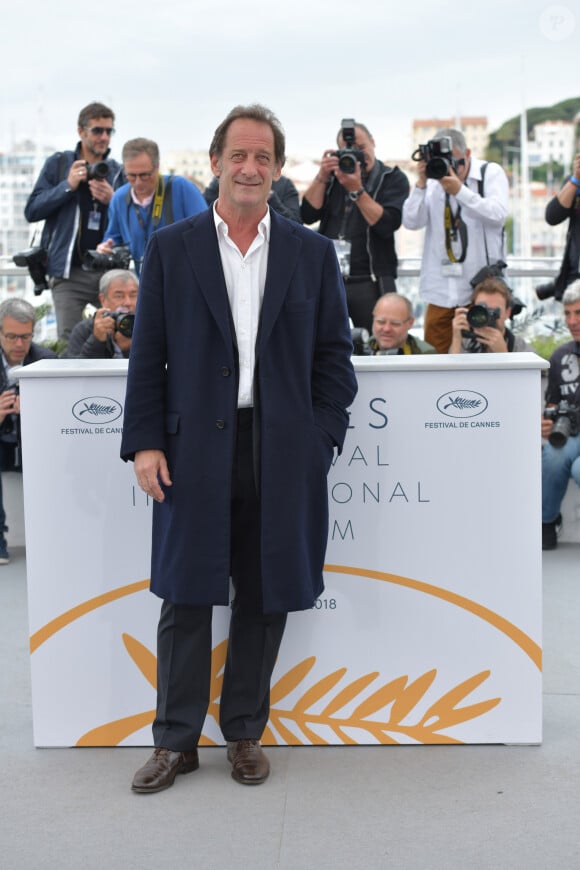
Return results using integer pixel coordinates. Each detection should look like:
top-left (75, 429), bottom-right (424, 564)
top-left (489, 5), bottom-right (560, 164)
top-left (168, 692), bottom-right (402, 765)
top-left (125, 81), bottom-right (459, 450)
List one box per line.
top-left (348, 188), bottom-right (364, 202)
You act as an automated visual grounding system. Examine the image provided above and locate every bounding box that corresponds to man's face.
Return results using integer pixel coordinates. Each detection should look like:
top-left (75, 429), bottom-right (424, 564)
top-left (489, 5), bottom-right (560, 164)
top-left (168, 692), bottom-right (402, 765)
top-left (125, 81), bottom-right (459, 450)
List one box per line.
top-left (372, 297), bottom-right (413, 350)
top-left (211, 118), bottom-right (281, 214)
top-left (453, 146), bottom-right (471, 182)
top-left (337, 125), bottom-right (376, 172)
top-left (101, 278), bottom-right (139, 314)
top-left (564, 299), bottom-right (580, 341)
top-left (78, 116), bottom-right (114, 161)
top-left (124, 152), bottom-right (160, 201)
top-left (0, 316), bottom-right (34, 366)
top-left (472, 291), bottom-right (510, 333)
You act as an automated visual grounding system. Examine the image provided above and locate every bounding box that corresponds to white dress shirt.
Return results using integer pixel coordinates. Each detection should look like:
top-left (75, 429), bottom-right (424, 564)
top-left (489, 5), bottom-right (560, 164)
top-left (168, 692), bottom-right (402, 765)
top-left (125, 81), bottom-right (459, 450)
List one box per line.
top-left (213, 204), bottom-right (270, 407)
top-left (402, 157), bottom-right (509, 308)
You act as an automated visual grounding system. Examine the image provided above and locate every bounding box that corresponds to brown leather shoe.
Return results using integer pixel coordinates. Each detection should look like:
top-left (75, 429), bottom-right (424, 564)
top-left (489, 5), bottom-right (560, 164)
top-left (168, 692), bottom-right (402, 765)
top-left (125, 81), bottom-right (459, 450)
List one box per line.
top-left (226, 739), bottom-right (269, 785)
top-left (131, 747), bottom-right (199, 794)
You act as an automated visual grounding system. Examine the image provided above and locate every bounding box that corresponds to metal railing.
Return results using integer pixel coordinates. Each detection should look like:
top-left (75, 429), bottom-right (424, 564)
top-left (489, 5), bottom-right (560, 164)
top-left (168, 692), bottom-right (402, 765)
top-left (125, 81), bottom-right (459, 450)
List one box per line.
top-left (0, 254), bottom-right (568, 345)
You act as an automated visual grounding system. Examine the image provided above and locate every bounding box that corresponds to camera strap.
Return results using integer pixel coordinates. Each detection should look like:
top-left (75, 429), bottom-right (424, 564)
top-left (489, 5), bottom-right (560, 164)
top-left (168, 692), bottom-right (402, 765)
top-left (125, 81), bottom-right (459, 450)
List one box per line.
top-left (151, 175), bottom-right (166, 227)
top-left (444, 194), bottom-right (468, 263)
top-left (126, 175), bottom-right (174, 239)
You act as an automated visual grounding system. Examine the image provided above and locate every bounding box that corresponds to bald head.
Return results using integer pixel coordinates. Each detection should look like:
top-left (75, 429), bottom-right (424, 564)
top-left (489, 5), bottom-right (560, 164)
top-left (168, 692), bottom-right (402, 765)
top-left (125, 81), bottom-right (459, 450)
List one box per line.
top-left (372, 294), bottom-right (414, 351)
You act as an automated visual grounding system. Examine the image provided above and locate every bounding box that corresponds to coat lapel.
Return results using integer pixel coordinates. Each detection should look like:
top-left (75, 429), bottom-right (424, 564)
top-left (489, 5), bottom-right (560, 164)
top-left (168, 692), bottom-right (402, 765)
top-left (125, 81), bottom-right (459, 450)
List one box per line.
top-left (181, 211), bottom-right (237, 350)
top-left (257, 211), bottom-right (302, 354)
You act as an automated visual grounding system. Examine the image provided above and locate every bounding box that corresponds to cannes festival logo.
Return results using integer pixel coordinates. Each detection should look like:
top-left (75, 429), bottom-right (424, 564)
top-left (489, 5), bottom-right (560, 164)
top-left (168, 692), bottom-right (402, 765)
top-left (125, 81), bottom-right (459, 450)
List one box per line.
top-left (72, 396), bottom-right (122, 424)
top-left (29, 565), bottom-right (542, 747)
top-left (436, 390), bottom-right (488, 419)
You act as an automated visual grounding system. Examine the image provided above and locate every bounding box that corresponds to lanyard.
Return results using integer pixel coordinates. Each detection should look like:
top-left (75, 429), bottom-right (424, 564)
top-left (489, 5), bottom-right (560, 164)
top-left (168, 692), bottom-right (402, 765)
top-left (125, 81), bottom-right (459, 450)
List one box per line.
top-left (130, 175), bottom-right (166, 240)
top-left (444, 193), bottom-right (468, 263)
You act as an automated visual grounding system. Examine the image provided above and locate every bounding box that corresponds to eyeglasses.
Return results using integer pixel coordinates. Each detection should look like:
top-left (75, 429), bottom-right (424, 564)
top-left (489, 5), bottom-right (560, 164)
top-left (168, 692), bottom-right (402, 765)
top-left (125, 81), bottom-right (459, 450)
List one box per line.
top-left (373, 318), bottom-right (410, 328)
top-left (1, 331), bottom-right (33, 342)
top-left (86, 126), bottom-right (115, 137)
top-left (125, 171), bottom-right (155, 182)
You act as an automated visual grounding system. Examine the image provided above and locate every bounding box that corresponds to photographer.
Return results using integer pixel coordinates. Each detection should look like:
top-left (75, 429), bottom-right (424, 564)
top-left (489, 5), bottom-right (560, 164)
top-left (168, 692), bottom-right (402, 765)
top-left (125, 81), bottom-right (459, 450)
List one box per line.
top-left (403, 128), bottom-right (509, 353)
top-left (301, 120), bottom-right (409, 333)
top-left (541, 280), bottom-right (580, 550)
top-left (541, 153), bottom-right (580, 301)
top-left (24, 102), bottom-right (123, 343)
top-left (449, 276), bottom-right (532, 354)
top-left (370, 293), bottom-right (435, 355)
top-left (61, 269), bottom-right (138, 360)
top-left (97, 138), bottom-right (206, 274)
top-left (0, 299), bottom-right (57, 564)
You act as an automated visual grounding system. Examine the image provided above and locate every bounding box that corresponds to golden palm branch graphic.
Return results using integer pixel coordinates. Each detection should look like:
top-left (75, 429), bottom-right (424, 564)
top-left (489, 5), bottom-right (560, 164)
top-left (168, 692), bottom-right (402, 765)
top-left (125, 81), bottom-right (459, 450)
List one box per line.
top-left (76, 636), bottom-right (500, 746)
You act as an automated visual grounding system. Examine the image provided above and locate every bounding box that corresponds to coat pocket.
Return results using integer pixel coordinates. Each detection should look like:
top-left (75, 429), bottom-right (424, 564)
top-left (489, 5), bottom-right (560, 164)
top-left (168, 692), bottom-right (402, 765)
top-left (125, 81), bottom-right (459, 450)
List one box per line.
top-left (165, 412), bottom-right (180, 434)
top-left (283, 297), bottom-right (315, 315)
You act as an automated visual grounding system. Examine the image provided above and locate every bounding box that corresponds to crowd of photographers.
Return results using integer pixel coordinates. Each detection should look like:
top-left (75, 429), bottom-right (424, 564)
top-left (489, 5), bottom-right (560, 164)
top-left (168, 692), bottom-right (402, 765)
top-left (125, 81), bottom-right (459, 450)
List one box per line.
top-left (5, 104), bottom-right (580, 559)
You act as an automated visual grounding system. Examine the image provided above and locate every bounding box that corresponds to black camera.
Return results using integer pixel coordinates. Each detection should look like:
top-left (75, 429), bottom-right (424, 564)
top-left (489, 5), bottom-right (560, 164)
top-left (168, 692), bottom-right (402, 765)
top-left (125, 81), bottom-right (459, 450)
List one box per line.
top-left (461, 302), bottom-right (501, 347)
top-left (470, 261), bottom-right (526, 319)
top-left (351, 326), bottom-right (372, 355)
top-left (466, 302), bottom-right (501, 330)
top-left (12, 246), bottom-right (49, 295)
top-left (470, 260), bottom-right (508, 289)
top-left (535, 280), bottom-right (564, 302)
top-left (86, 160), bottom-right (109, 180)
top-left (82, 245), bottom-right (132, 272)
top-left (543, 401), bottom-right (580, 448)
top-left (103, 308), bottom-right (135, 339)
top-left (333, 118), bottom-right (366, 174)
top-left (412, 136), bottom-right (463, 180)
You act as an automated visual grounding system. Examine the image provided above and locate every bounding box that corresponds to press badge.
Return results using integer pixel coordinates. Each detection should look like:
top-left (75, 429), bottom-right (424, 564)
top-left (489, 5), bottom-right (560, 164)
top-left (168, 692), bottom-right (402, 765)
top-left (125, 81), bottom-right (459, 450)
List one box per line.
top-left (333, 239), bottom-right (352, 278)
top-left (441, 261), bottom-right (463, 277)
top-left (87, 210), bottom-right (101, 231)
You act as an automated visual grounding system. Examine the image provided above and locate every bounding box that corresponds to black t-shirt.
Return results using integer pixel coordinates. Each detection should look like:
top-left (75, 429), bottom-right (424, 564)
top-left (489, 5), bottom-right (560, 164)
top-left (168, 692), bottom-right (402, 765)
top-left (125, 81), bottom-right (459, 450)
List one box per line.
top-left (73, 181), bottom-right (107, 266)
top-left (546, 340), bottom-right (580, 405)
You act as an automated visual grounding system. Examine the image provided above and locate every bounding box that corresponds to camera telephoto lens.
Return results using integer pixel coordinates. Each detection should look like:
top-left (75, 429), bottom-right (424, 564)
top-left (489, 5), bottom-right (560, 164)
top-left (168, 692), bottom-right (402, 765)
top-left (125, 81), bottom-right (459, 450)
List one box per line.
top-left (338, 153), bottom-right (358, 174)
top-left (115, 312), bottom-right (135, 339)
top-left (535, 282), bottom-right (556, 301)
top-left (549, 417), bottom-right (572, 448)
top-left (466, 304), bottom-right (489, 329)
top-left (426, 157), bottom-right (450, 179)
top-left (86, 161), bottom-right (109, 180)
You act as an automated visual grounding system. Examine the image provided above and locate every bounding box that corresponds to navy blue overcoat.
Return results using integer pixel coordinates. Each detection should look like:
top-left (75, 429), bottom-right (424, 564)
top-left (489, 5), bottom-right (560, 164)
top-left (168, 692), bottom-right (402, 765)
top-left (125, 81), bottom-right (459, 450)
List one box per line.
top-left (121, 208), bottom-right (357, 613)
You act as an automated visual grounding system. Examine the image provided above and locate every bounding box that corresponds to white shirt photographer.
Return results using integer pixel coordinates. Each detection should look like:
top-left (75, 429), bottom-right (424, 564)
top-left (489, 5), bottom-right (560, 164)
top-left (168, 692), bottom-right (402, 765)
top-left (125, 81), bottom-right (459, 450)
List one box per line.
top-left (403, 156), bottom-right (509, 308)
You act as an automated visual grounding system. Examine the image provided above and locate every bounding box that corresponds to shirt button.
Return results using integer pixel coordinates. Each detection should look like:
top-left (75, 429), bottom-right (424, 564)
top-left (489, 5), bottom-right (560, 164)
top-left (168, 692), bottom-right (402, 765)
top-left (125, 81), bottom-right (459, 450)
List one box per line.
top-left (216, 420), bottom-right (225, 429)
top-left (221, 367), bottom-right (231, 377)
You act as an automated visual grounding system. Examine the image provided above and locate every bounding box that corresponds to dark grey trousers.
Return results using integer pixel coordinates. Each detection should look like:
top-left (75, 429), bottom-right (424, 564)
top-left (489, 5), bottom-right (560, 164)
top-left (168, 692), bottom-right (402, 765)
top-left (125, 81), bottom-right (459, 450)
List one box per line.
top-left (153, 410), bottom-right (287, 750)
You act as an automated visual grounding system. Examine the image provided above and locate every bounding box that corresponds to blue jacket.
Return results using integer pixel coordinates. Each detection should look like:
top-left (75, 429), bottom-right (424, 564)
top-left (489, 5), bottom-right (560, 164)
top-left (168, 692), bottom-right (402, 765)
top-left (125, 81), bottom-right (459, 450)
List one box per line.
top-left (103, 175), bottom-right (207, 272)
top-left (24, 144), bottom-right (123, 279)
top-left (121, 208), bottom-right (357, 612)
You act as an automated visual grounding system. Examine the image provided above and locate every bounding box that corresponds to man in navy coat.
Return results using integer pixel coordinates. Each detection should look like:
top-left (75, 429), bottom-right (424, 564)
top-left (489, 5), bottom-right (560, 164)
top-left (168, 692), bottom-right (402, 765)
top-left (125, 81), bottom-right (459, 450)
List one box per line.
top-left (121, 104), bottom-right (357, 793)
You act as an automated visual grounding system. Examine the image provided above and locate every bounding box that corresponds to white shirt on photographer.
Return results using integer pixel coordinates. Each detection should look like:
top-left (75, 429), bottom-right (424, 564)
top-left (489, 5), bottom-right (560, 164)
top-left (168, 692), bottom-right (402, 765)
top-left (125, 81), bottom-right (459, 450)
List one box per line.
top-left (402, 156), bottom-right (509, 308)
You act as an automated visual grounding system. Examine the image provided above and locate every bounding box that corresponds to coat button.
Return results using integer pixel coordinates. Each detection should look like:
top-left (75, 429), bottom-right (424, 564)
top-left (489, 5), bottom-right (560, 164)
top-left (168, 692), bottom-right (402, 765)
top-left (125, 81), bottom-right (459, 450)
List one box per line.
top-left (221, 366), bottom-right (231, 377)
top-left (216, 419), bottom-right (225, 429)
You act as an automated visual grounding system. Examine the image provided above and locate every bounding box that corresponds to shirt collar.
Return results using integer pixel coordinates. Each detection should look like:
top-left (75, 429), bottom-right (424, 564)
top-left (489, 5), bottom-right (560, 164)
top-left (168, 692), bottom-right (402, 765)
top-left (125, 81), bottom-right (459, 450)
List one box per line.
top-left (131, 187), bottom-right (154, 208)
top-left (466, 156), bottom-right (483, 182)
top-left (212, 201), bottom-right (271, 243)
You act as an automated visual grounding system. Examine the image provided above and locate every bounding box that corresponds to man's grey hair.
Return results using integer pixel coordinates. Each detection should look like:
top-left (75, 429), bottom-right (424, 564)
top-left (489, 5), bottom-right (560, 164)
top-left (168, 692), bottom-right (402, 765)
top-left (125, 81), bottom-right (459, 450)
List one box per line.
top-left (434, 127), bottom-right (467, 154)
top-left (562, 279), bottom-right (580, 306)
top-left (0, 298), bottom-right (36, 329)
top-left (99, 269), bottom-right (139, 297)
top-left (122, 138), bottom-right (160, 168)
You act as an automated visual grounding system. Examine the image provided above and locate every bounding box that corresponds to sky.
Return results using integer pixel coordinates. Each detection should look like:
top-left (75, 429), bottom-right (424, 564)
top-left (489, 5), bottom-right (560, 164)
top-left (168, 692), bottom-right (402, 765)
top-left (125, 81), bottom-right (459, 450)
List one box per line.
top-left (1, 0), bottom-right (579, 164)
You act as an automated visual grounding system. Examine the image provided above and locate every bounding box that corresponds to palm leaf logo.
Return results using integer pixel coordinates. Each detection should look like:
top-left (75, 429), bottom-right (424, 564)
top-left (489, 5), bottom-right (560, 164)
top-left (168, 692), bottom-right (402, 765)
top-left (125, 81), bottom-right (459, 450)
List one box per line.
top-left (77, 639), bottom-right (500, 746)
